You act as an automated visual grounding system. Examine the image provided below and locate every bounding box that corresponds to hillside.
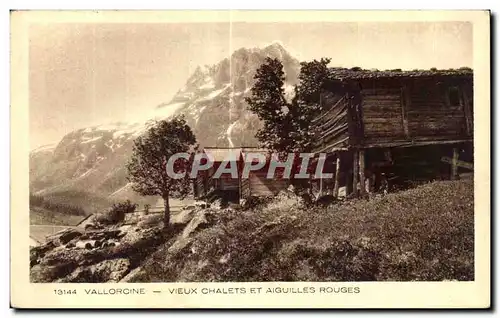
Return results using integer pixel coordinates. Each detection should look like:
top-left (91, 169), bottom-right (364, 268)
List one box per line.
top-left (30, 180), bottom-right (474, 283)
top-left (29, 42), bottom-right (299, 212)
top-left (30, 206), bottom-right (85, 226)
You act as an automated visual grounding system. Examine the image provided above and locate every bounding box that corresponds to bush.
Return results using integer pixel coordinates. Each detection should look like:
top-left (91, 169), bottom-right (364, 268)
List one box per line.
top-left (240, 196), bottom-right (271, 210)
top-left (95, 200), bottom-right (137, 225)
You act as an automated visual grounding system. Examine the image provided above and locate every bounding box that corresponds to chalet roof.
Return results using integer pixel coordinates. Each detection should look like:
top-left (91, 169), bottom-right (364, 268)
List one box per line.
top-left (203, 147), bottom-right (242, 162)
top-left (75, 213), bottom-right (94, 227)
top-left (327, 67), bottom-right (473, 80)
top-left (240, 147), bottom-right (270, 161)
top-left (202, 147), bottom-right (273, 162)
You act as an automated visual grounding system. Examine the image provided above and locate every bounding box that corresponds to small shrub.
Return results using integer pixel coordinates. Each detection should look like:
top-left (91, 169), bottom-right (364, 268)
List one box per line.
top-left (241, 196), bottom-right (272, 210)
top-left (144, 204), bottom-right (151, 215)
top-left (95, 200), bottom-right (137, 225)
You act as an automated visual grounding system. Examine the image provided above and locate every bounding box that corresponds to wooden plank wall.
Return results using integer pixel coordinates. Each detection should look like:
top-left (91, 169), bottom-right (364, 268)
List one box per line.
top-left (219, 176), bottom-right (240, 191)
top-left (361, 88), bottom-right (406, 144)
top-left (406, 81), bottom-right (467, 140)
top-left (246, 171), bottom-right (290, 197)
top-left (358, 78), bottom-right (471, 146)
top-left (313, 90), bottom-right (350, 152)
top-left (460, 81), bottom-right (474, 137)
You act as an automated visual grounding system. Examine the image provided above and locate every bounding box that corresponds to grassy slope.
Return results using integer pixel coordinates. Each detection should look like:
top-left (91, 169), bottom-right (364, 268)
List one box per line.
top-left (41, 190), bottom-right (112, 215)
top-left (134, 179), bottom-right (474, 282)
top-left (30, 206), bottom-right (85, 226)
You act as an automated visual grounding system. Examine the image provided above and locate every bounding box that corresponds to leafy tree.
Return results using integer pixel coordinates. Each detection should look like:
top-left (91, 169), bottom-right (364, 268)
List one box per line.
top-left (245, 57), bottom-right (331, 155)
top-left (245, 57), bottom-right (291, 153)
top-left (295, 58), bottom-right (332, 115)
top-left (246, 57), bottom-right (332, 194)
top-left (127, 115), bottom-right (197, 227)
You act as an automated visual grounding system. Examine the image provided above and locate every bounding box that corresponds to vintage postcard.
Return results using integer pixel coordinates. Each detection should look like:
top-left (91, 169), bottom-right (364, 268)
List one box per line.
top-left (11, 10), bottom-right (490, 309)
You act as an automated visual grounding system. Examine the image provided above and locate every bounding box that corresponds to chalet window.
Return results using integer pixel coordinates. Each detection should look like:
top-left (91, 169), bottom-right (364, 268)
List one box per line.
top-left (447, 86), bottom-right (461, 107)
top-left (409, 84), bottom-right (444, 108)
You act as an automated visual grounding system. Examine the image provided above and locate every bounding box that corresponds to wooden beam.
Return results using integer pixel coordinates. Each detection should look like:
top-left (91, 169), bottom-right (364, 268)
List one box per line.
top-left (384, 149), bottom-right (393, 163)
top-left (352, 150), bottom-right (359, 198)
top-left (451, 147), bottom-right (459, 180)
top-left (359, 138), bottom-right (473, 149)
top-left (346, 91), bottom-right (361, 147)
top-left (333, 155), bottom-right (341, 198)
top-left (312, 96), bottom-right (346, 124)
top-left (313, 138), bottom-right (350, 154)
top-left (400, 86), bottom-right (410, 139)
top-left (359, 149), bottom-right (366, 197)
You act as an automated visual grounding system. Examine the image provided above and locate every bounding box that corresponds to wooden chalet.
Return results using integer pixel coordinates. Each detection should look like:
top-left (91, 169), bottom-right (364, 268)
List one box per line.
top-left (312, 67), bottom-right (474, 197)
top-left (240, 148), bottom-right (290, 198)
top-left (193, 147), bottom-right (290, 202)
top-left (193, 67), bottom-right (474, 202)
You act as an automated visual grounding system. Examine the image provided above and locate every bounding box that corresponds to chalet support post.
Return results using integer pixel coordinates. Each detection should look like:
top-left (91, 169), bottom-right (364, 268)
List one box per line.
top-left (203, 171), bottom-right (209, 196)
top-left (461, 85), bottom-right (473, 136)
top-left (384, 149), bottom-right (393, 164)
top-left (352, 150), bottom-right (359, 198)
top-left (193, 179), bottom-right (198, 198)
top-left (318, 174), bottom-right (324, 198)
top-left (346, 151), bottom-right (353, 196)
top-left (238, 176), bottom-right (242, 204)
top-left (237, 158), bottom-right (242, 203)
top-left (346, 170), bottom-right (353, 196)
top-left (359, 149), bottom-right (366, 197)
top-left (333, 154), bottom-right (341, 198)
top-left (451, 147), bottom-right (459, 180)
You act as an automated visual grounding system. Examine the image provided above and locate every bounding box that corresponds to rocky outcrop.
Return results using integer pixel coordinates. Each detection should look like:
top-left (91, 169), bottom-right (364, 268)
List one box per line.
top-left (30, 203), bottom-right (244, 283)
top-left (59, 258), bottom-right (131, 283)
top-left (29, 223), bottom-right (168, 283)
top-left (118, 206), bottom-right (237, 282)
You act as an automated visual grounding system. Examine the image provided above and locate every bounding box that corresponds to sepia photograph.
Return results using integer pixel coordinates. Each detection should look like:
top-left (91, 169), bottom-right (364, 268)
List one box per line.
top-left (10, 10), bottom-right (490, 308)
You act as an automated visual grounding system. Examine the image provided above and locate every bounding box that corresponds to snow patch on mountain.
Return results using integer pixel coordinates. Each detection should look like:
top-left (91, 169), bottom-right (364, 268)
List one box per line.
top-left (199, 78), bottom-right (215, 90)
top-left (109, 183), bottom-right (133, 197)
top-left (81, 136), bottom-right (103, 144)
top-left (226, 121), bottom-right (238, 148)
top-left (32, 143), bottom-right (57, 153)
top-left (76, 168), bottom-right (95, 179)
top-left (30, 42), bottom-right (300, 205)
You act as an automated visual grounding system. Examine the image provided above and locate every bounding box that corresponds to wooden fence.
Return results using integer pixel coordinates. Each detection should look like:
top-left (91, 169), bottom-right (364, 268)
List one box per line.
top-left (123, 205), bottom-right (183, 225)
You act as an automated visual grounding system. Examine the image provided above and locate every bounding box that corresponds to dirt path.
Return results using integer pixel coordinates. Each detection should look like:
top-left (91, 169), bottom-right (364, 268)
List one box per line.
top-left (30, 224), bottom-right (78, 246)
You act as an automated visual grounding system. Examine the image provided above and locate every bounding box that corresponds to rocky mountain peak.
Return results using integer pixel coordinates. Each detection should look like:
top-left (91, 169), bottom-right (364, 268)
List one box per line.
top-left (168, 43), bottom-right (300, 147)
top-left (30, 43), bottom-right (302, 207)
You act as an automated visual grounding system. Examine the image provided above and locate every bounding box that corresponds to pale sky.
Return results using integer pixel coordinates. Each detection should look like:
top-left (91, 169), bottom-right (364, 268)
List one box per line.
top-left (29, 22), bottom-right (472, 149)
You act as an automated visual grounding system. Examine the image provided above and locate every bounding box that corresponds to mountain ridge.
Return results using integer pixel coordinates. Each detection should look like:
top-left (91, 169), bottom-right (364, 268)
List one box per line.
top-left (29, 42), bottom-right (301, 212)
